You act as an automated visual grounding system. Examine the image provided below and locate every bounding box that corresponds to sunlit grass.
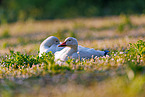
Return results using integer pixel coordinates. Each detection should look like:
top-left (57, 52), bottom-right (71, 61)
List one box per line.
top-left (0, 15), bottom-right (145, 97)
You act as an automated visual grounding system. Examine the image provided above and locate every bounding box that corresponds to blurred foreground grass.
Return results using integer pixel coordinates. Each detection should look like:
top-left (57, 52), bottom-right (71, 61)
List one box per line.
top-left (0, 15), bottom-right (145, 97)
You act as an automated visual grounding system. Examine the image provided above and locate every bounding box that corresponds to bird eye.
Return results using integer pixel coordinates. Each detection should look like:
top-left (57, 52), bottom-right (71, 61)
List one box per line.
top-left (56, 41), bottom-right (58, 42)
top-left (68, 40), bottom-right (71, 41)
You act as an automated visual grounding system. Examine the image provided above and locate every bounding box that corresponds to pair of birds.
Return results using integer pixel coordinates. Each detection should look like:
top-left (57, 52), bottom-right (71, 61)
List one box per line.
top-left (39, 36), bottom-right (109, 64)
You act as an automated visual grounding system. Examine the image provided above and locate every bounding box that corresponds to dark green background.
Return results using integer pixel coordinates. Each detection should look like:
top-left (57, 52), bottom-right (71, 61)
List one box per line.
top-left (0, 0), bottom-right (145, 22)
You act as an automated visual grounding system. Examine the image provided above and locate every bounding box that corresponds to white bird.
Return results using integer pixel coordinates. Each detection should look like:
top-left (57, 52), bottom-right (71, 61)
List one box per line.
top-left (54, 37), bottom-right (109, 63)
top-left (39, 36), bottom-right (64, 57)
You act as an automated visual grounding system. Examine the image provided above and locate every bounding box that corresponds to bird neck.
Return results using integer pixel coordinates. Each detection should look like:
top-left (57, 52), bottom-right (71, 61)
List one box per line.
top-left (64, 45), bottom-right (78, 56)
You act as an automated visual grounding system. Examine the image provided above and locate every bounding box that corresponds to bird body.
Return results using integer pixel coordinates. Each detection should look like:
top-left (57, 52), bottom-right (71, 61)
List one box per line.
top-left (39, 36), bottom-right (109, 63)
top-left (54, 37), bottom-right (108, 63)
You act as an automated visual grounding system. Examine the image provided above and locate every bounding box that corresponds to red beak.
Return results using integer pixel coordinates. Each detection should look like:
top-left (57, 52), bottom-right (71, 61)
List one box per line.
top-left (58, 42), bottom-right (67, 47)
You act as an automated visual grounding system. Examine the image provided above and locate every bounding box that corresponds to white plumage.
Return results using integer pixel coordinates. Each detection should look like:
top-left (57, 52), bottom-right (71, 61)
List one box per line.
top-left (39, 36), bottom-right (63, 57)
top-left (54, 37), bottom-right (106, 63)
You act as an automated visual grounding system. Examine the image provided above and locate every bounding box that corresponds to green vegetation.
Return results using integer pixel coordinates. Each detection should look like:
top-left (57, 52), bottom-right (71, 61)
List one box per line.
top-left (2, 42), bottom-right (10, 48)
top-left (0, 0), bottom-right (145, 22)
top-left (0, 40), bottom-right (144, 97)
top-left (117, 15), bottom-right (133, 33)
top-left (0, 15), bottom-right (145, 97)
top-left (0, 40), bottom-right (144, 77)
top-left (1, 29), bottom-right (11, 38)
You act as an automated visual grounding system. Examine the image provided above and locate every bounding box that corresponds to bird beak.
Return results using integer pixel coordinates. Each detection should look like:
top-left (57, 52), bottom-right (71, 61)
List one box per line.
top-left (58, 41), bottom-right (67, 47)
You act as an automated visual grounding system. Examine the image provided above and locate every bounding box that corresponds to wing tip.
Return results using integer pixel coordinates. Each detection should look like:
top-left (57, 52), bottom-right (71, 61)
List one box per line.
top-left (104, 50), bottom-right (110, 56)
